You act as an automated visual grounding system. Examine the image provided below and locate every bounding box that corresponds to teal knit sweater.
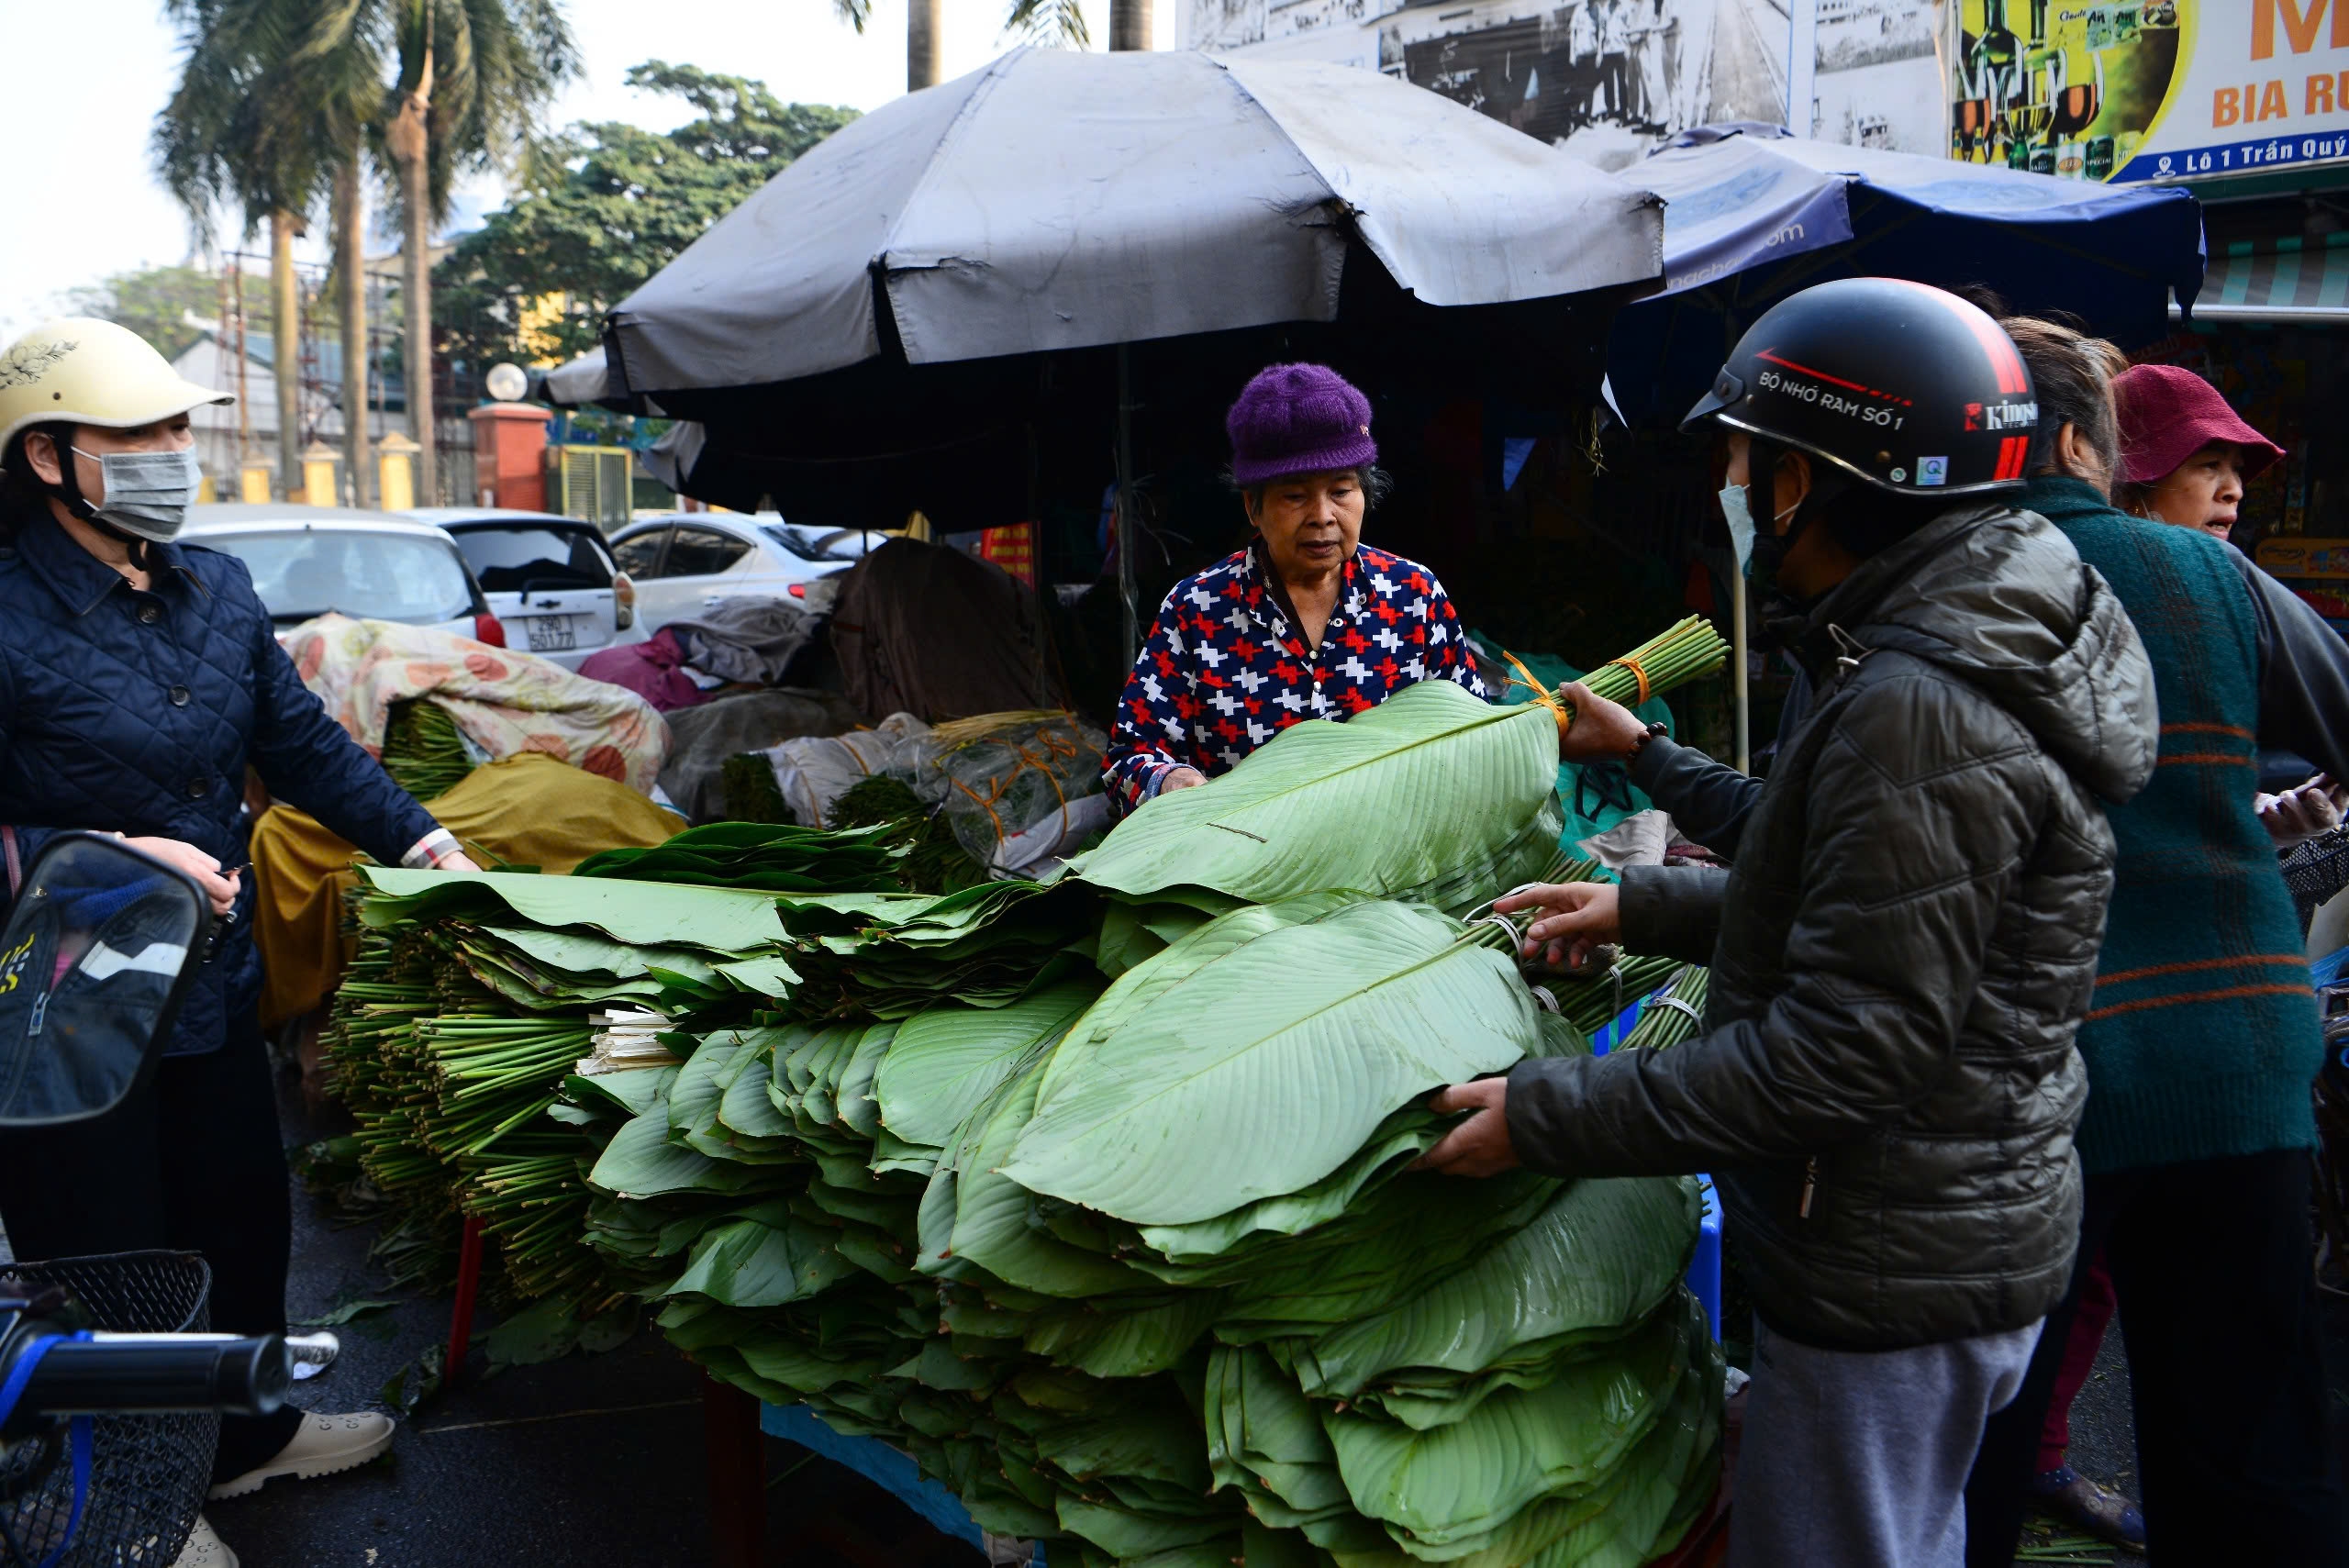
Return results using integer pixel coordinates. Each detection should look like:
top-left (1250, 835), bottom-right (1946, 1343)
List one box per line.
top-left (2026, 476), bottom-right (2319, 1173)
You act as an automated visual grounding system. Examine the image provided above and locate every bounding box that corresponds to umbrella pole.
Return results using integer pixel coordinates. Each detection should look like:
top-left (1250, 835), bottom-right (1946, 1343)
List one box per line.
top-left (1731, 572), bottom-right (1750, 774)
top-left (1117, 342), bottom-right (1141, 665)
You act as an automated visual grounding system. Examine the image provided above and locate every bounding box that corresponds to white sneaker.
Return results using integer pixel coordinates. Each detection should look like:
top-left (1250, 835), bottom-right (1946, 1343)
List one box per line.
top-left (168, 1514), bottom-right (238, 1568)
top-left (284, 1329), bottom-right (340, 1380)
top-left (206, 1410), bottom-right (395, 1499)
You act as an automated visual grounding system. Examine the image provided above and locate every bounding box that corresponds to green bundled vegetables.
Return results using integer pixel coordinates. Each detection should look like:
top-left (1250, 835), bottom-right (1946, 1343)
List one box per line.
top-left (380, 698), bottom-right (476, 801)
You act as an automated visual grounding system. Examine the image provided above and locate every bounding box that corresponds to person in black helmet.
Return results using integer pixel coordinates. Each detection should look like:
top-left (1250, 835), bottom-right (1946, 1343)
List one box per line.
top-left (1419, 279), bottom-right (2160, 1568)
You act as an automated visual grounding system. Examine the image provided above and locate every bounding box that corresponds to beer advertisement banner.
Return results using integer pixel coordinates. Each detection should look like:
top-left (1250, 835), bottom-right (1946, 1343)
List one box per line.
top-left (1949, 2), bottom-right (2349, 184)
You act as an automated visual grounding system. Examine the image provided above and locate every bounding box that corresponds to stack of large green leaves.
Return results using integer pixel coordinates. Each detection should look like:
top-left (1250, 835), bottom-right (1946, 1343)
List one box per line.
top-left (323, 873), bottom-right (805, 1307)
top-left (325, 616), bottom-right (1733, 1565)
top-left (572, 821), bottom-right (907, 893)
top-left (565, 888), bottom-right (1720, 1567)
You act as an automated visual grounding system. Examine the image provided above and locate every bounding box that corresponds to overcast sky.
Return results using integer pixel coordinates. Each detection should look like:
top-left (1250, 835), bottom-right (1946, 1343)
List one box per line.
top-left (0, 0), bottom-right (1182, 341)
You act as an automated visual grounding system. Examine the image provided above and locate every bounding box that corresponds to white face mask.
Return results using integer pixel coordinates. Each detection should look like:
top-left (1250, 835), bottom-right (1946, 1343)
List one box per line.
top-left (1719, 480), bottom-right (1757, 573)
top-left (70, 445), bottom-right (203, 544)
top-left (1718, 479), bottom-right (1799, 576)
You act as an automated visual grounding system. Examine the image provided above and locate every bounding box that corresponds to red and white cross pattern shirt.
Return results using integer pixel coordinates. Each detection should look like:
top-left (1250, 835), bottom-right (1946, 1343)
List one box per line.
top-left (1102, 541), bottom-right (1486, 815)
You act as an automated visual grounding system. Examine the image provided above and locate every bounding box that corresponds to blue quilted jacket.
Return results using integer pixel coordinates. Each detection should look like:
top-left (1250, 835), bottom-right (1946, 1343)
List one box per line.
top-left (0, 510), bottom-right (440, 1056)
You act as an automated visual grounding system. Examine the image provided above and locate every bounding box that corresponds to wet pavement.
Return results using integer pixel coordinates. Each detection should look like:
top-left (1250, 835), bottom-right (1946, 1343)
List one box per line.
top-left (205, 1074), bottom-right (987, 1568)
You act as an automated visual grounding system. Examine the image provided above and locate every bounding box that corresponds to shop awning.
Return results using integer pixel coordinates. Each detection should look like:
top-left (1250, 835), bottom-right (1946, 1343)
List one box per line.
top-left (2178, 239), bottom-right (2349, 322)
top-left (1608, 125), bottom-right (2208, 421)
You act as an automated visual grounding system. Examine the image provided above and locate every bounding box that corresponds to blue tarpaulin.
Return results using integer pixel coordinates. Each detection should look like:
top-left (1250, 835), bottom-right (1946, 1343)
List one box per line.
top-left (1607, 125), bottom-right (2208, 423)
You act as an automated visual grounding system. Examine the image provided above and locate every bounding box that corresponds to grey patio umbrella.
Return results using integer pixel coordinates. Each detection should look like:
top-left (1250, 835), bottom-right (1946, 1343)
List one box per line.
top-left (597, 47), bottom-right (1664, 401)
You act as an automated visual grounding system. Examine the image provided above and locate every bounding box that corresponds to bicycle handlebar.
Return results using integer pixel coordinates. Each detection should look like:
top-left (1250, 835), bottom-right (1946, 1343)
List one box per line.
top-left (16, 1334), bottom-right (288, 1418)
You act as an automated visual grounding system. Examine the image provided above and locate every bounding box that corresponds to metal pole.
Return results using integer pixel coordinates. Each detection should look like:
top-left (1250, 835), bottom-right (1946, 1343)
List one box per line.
top-left (1731, 573), bottom-right (1750, 774)
top-left (1116, 343), bottom-right (1140, 665)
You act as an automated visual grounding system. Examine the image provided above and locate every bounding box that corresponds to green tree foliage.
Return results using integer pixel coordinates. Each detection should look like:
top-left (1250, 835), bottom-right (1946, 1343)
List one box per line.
top-left (437, 62), bottom-right (858, 370)
top-left (63, 267), bottom-right (234, 364)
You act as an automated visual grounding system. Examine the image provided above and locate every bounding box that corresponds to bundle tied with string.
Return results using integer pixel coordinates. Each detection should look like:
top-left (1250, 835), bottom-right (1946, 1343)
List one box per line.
top-left (1495, 616), bottom-right (1730, 740)
top-left (907, 710), bottom-right (1111, 874)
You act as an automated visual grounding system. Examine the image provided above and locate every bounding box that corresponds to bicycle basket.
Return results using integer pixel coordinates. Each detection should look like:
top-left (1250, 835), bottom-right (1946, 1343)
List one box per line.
top-left (0, 1251), bottom-right (216, 1568)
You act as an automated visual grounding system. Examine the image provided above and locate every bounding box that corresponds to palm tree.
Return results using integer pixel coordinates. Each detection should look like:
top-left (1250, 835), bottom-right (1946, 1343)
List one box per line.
top-left (375, 0), bottom-right (578, 504)
top-left (1108, 0), bottom-right (1151, 50)
top-left (832, 0), bottom-right (1094, 95)
top-left (159, 0), bottom-right (575, 507)
top-left (157, 0), bottom-right (338, 500)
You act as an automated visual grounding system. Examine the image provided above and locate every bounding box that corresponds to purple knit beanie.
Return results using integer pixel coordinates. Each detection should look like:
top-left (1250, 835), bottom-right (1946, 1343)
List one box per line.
top-left (1227, 363), bottom-right (1376, 487)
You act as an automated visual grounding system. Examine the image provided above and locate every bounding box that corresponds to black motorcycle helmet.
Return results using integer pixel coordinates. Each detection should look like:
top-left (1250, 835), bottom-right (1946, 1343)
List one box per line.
top-left (1684, 277), bottom-right (2040, 498)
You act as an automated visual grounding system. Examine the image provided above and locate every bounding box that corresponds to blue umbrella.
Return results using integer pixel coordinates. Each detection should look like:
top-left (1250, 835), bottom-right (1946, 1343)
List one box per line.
top-left (1606, 125), bottom-right (2207, 423)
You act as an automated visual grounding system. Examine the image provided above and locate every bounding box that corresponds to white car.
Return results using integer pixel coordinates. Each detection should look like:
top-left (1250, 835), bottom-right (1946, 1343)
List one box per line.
top-left (409, 508), bottom-right (641, 672)
top-left (184, 504), bottom-right (501, 642)
top-left (606, 513), bottom-right (887, 634)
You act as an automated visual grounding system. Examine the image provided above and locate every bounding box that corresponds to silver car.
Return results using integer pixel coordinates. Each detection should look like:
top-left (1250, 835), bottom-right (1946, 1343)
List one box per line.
top-left (184, 504), bottom-right (499, 641)
top-left (410, 508), bottom-right (641, 672)
top-left (606, 513), bottom-right (887, 634)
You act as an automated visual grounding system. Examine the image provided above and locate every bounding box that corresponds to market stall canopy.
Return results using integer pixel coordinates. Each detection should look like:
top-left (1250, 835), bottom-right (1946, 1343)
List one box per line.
top-left (541, 346), bottom-right (614, 409)
top-left (1606, 125), bottom-right (2207, 422)
top-left (600, 47), bottom-right (1664, 400)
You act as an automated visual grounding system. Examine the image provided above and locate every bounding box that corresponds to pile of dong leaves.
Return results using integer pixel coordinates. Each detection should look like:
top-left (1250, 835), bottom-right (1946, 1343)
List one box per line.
top-left (325, 619), bottom-right (1731, 1568)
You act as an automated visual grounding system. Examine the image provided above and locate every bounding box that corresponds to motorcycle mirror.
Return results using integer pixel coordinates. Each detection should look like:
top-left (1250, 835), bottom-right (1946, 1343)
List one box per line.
top-left (0, 833), bottom-right (209, 1128)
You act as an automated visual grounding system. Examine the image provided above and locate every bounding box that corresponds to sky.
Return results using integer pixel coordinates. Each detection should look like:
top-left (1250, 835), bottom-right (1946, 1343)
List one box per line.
top-left (0, 0), bottom-right (1182, 342)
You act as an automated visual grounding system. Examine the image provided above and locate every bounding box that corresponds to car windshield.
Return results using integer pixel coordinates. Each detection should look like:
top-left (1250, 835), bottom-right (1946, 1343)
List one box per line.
top-left (201, 528), bottom-right (477, 625)
top-left (762, 523), bottom-right (874, 563)
top-left (449, 525), bottom-right (615, 593)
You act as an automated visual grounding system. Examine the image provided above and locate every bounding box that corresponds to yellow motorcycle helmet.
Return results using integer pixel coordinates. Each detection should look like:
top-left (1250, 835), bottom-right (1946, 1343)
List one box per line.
top-left (0, 318), bottom-right (231, 461)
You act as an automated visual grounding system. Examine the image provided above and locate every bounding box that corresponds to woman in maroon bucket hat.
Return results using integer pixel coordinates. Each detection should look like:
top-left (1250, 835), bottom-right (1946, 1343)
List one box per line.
top-left (1099, 362), bottom-right (1487, 816)
top-left (2113, 362), bottom-right (2288, 544)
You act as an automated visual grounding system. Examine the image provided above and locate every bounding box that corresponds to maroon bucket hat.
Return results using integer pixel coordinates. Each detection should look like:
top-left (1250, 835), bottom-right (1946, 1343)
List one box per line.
top-left (2113, 362), bottom-right (2285, 486)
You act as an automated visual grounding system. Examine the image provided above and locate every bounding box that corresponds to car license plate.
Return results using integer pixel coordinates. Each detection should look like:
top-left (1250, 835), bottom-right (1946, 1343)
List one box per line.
top-left (526, 616), bottom-right (576, 652)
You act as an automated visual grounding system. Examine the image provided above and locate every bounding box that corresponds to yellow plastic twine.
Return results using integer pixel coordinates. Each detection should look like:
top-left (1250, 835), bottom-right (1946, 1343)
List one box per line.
top-left (1606, 653), bottom-right (1653, 705)
top-left (939, 717), bottom-right (1085, 851)
top-left (1499, 651), bottom-right (1571, 736)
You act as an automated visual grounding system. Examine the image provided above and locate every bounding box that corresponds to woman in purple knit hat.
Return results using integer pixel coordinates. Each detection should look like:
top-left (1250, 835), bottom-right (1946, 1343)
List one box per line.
top-left (1100, 363), bottom-right (1485, 814)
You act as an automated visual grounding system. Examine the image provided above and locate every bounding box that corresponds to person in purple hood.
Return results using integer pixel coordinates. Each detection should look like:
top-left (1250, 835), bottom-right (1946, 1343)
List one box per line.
top-left (1101, 362), bottom-right (1485, 815)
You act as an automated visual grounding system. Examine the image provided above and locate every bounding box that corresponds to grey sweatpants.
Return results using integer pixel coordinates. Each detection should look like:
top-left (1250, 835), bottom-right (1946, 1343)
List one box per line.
top-left (1728, 1317), bottom-right (2043, 1568)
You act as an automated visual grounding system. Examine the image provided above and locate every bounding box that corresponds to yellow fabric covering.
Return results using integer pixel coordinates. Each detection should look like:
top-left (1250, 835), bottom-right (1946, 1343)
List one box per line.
top-left (251, 752), bottom-right (684, 1027)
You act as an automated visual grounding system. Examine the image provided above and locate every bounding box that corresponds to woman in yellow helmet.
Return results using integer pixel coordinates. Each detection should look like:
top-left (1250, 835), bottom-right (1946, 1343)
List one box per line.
top-left (0, 319), bottom-right (475, 1567)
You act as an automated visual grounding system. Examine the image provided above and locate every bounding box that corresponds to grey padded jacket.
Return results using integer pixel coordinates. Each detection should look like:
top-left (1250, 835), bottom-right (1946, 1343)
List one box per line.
top-left (1504, 504), bottom-right (2159, 1351)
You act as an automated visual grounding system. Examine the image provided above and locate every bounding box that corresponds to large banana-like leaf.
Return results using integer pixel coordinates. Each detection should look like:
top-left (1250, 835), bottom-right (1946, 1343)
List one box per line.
top-left (586, 1103), bottom-right (763, 1199)
top-left (1296, 1177), bottom-right (1699, 1400)
top-left (1002, 897), bottom-right (1539, 1225)
top-left (918, 1046), bottom-right (1149, 1299)
top-left (1320, 1320), bottom-right (1720, 1568)
top-left (873, 979), bottom-right (1102, 1151)
top-left (1326, 1293), bottom-right (1698, 1553)
top-left (357, 867), bottom-right (789, 953)
top-left (1134, 1108), bottom-right (1446, 1261)
top-left (1072, 680), bottom-right (1558, 905)
top-left (665, 1202), bottom-right (858, 1307)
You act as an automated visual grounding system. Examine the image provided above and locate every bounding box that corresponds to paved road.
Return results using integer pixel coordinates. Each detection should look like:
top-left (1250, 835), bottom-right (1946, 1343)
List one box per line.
top-left (209, 1079), bottom-right (985, 1568)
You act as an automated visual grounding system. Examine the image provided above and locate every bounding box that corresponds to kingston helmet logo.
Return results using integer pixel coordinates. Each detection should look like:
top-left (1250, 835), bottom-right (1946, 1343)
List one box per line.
top-left (1964, 400), bottom-right (2035, 433)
